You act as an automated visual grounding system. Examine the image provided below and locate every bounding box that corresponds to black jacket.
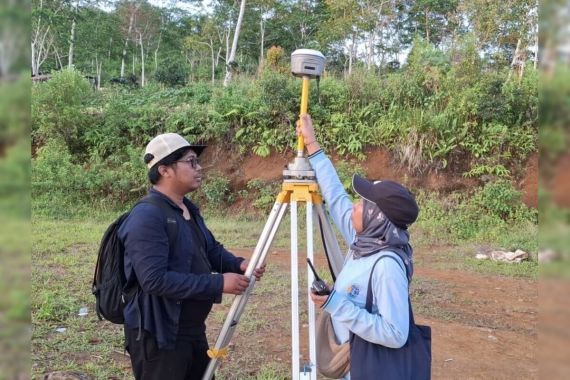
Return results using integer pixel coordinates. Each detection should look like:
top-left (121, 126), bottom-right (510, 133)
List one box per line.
top-left (118, 188), bottom-right (244, 349)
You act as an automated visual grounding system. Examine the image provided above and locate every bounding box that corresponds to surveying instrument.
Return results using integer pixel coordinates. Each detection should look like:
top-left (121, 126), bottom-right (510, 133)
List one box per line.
top-left (203, 49), bottom-right (345, 380)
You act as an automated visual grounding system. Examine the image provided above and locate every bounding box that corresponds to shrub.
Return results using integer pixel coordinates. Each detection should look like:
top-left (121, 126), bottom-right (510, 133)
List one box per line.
top-left (334, 160), bottom-right (366, 197)
top-left (199, 172), bottom-right (233, 207)
top-left (471, 179), bottom-right (536, 222)
top-left (246, 179), bottom-right (281, 212)
top-left (0, 141), bottom-right (30, 219)
top-left (32, 68), bottom-right (95, 154)
top-left (155, 60), bottom-right (188, 87)
top-left (415, 187), bottom-right (537, 252)
top-left (266, 46), bottom-right (288, 73)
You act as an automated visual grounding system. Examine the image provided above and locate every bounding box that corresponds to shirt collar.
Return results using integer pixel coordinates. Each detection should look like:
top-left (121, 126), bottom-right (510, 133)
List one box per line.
top-left (148, 187), bottom-right (200, 214)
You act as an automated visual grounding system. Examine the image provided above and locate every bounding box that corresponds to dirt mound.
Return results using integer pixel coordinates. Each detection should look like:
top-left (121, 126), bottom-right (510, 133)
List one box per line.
top-left (201, 146), bottom-right (538, 208)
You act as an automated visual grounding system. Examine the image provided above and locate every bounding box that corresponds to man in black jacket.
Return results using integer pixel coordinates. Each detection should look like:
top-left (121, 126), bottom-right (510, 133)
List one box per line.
top-left (118, 133), bottom-right (265, 380)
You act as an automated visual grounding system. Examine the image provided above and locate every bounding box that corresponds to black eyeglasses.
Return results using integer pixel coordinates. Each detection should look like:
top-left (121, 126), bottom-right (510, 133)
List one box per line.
top-left (175, 156), bottom-right (200, 169)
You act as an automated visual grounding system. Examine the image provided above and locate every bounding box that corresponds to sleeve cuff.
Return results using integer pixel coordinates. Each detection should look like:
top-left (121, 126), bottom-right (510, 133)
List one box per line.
top-left (235, 257), bottom-right (246, 274)
top-left (308, 149), bottom-right (325, 161)
top-left (213, 273), bottom-right (224, 303)
top-left (322, 289), bottom-right (343, 312)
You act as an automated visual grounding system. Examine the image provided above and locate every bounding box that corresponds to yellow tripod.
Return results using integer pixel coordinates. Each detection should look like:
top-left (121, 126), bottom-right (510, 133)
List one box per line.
top-left (203, 52), bottom-right (343, 380)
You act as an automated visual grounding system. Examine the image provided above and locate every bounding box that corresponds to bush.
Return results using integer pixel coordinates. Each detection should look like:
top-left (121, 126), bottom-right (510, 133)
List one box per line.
top-left (0, 141), bottom-right (30, 219)
top-left (32, 139), bottom-right (86, 216)
top-left (32, 68), bottom-right (95, 154)
top-left (32, 138), bottom-right (148, 217)
top-left (332, 160), bottom-right (365, 198)
top-left (246, 179), bottom-right (281, 213)
top-left (415, 181), bottom-right (537, 252)
top-left (472, 179), bottom-right (536, 222)
top-left (30, 42), bottom-right (538, 216)
top-left (155, 60), bottom-right (188, 87)
top-left (199, 172), bottom-right (233, 207)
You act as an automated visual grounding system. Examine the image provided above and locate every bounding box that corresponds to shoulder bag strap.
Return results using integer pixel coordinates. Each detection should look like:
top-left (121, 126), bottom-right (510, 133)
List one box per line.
top-left (365, 254), bottom-right (416, 325)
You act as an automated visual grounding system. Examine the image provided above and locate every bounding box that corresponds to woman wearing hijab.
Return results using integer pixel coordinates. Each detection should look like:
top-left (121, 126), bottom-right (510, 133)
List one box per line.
top-left (297, 114), bottom-right (423, 380)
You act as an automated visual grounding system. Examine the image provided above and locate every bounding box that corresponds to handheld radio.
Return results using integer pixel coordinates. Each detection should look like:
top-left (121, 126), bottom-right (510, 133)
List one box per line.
top-left (306, 258), bottom-right (331, 296)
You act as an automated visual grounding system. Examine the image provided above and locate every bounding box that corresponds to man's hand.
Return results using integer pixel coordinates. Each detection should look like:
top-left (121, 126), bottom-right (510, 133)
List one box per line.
top-left (222, 273), bottom-right (250, 295)
top-left (240, 260), bottom-right (267, 281)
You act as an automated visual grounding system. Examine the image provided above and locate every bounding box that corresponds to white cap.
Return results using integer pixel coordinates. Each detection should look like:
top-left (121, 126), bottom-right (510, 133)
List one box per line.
top-left (144, 133), bottom-right (205, 168)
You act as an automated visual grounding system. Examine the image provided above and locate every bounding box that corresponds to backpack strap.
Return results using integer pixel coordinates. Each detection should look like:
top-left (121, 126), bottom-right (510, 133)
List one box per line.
top-left (137, 196), bottom-right (179, 248)
top-left (365, 254), bottom-right (416, 325)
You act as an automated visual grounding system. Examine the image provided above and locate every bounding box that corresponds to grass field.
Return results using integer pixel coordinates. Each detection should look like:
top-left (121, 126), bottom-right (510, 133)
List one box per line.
top-left (31, 209), bottom-right (538, 379)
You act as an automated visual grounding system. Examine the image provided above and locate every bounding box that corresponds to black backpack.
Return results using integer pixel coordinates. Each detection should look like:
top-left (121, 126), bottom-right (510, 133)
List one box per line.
top-left (92, 196), bottom-right (178, 324)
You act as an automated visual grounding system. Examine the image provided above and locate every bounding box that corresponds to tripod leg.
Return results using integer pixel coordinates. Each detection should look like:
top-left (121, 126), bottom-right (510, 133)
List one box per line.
top-left (290, 200), bottom-right (301, 380)
top-left (314, 204), bottom-right (345, 278)
top-left (202, 201), bottom-right (289, 380)
top-left (306, 202), bottom-right (317, 380)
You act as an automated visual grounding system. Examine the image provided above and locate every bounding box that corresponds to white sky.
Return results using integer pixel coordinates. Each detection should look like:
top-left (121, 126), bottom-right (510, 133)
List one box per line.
top-left (147, 0), bottom-right (213, 14)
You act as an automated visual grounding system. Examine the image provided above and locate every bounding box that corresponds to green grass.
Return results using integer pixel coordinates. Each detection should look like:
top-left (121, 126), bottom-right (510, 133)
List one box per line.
top-left (31, 213), bottom-right (308, 379)
top-left (426, 245), bottom-right (538, 279)
top-left (31, 199), bottom-right (538, 378)
top-left (462, 257), bottom-right (538, 279)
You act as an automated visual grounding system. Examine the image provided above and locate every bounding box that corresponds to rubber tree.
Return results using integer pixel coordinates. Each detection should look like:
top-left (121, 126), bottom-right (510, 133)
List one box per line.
top-left (223, 0), bottom-right (246, 86)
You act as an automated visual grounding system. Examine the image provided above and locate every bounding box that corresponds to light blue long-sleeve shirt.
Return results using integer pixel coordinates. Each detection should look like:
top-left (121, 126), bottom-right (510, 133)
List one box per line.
top-left (308, 150), bottom-right (410, 356)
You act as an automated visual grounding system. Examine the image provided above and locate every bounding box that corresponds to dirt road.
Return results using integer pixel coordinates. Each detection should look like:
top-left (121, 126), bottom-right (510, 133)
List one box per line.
top-left (210, 247), bottom-right (537, 379)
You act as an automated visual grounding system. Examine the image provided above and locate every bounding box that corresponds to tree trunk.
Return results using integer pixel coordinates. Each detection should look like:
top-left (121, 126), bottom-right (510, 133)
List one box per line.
top-left (31, 0), bottom-right (52, 76)
top-left (154, 17), bottom-right (163, 72)
top-left (425, 9), bottom-right (430, 43)
top-left (216, 47), bottom-right (222, 68)
top-left (224, 0), bottom-right (246, 87)
top-left (140, 33), bottom-right (145, 87)
top-left (348, 32), bottom-right (356, 76)
top-left (154, 48), bottom-right (159, 72)
top-left (95, 54), bottom-right (102, 90)
top-left (508, 38), bottom-right (522, 81)
top-left (367, 31), bottom-right (374, 70)
top-left (31, 42), bottom-right (36, 76)
top-left (68, 14), bottom-right (76, 68)
top-left (259, 18), bottom-right (264, 72)
top-left (225, 26), bottom-right (230, 64)
top-left (121, 11), bottom-right (135, 78)
top-left (0, 42), bottom-right (4, 77)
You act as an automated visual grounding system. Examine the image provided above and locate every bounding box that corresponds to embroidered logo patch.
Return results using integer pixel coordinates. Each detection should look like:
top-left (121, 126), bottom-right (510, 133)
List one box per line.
top-left (347, 285), bottom-right (360, 298)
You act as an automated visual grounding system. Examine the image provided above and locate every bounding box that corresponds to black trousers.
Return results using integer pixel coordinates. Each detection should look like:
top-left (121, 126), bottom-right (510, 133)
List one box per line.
top-left (124, 327), bottom-right (212, 380)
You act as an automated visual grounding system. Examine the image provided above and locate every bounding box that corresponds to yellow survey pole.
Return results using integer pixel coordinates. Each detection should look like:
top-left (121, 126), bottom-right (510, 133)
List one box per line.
top-left (297, 76), bottom-right (310, 157)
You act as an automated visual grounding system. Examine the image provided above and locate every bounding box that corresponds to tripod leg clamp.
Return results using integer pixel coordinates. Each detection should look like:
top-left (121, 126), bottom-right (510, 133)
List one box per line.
top-left (207, 347), bottom-right (229, 359)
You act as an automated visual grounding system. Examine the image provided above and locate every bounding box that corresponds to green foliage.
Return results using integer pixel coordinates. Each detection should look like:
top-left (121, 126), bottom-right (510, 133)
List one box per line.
top-left (471, 180), bottom-right (535, 221)
top-left (32, 139), bottom-right (147, 217)
top-left (0, 141), bottom-right (30, 219)
top-left (416, 181), bottom-right (537, 252)
top-left (334, 160), bottom-right (366, 197)
top-left (265, 45), bottom-right (288, 74)
top-left (0, 75), bottom-right (30, 145)
top-left (32, 68), bottom-right (95, 154)
top-left (30, 37), bottom-right (537, 217)
top-left (199, 172), bottom-right (233, 207)
top-left (155, 60), bottom-right (188, 87)
top-left (246, 179), bottom-right (281, 212)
